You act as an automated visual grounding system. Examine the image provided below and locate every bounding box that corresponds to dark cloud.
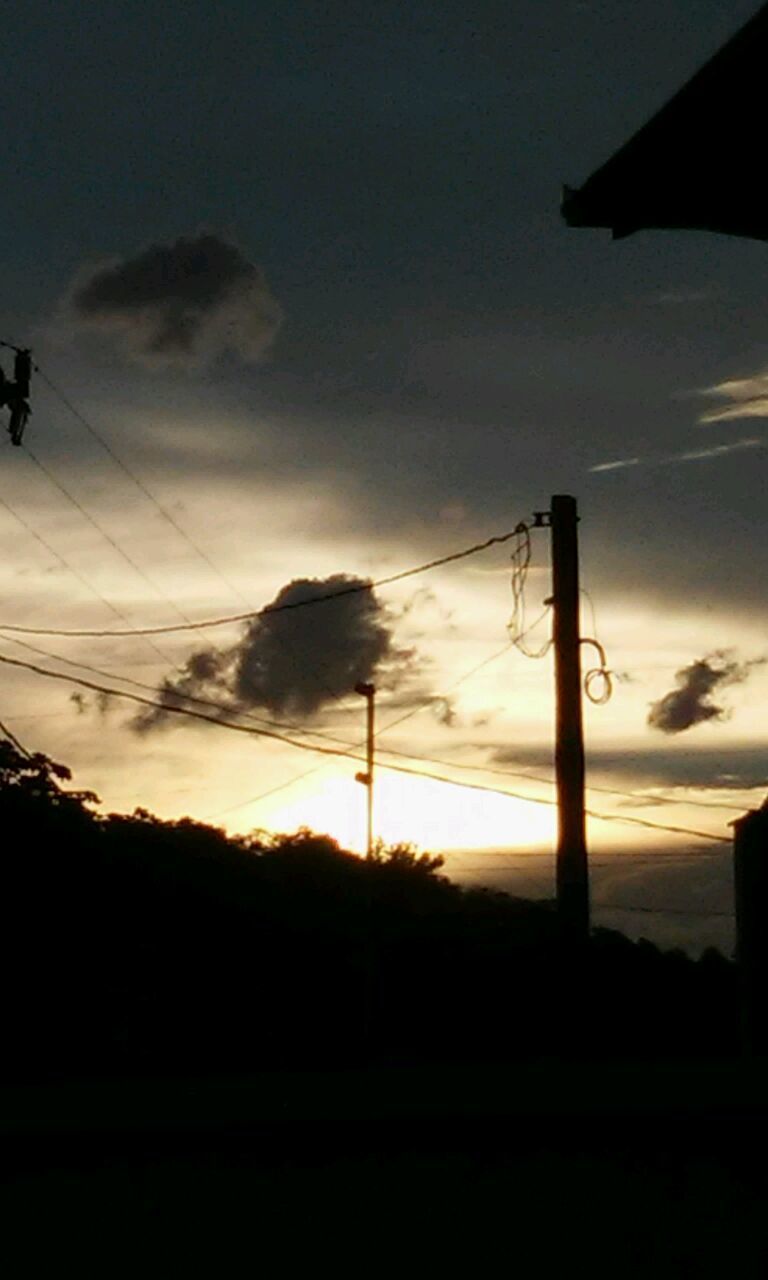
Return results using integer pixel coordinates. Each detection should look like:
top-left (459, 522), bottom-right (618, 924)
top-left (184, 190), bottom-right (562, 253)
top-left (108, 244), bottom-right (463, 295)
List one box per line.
top-left (66, 233), bottom-right (282, 367)
top-left (647, 651), bottom-right (764, 736)
top-left (490, 742), bottom-right (768, 794)
top-left (135, 574), bottom-right (417, 732)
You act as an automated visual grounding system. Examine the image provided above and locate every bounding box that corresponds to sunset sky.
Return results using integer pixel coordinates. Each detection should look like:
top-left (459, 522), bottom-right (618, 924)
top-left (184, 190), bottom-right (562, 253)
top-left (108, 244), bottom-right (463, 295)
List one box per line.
top-left (2, 1), bottom-right (767, 950)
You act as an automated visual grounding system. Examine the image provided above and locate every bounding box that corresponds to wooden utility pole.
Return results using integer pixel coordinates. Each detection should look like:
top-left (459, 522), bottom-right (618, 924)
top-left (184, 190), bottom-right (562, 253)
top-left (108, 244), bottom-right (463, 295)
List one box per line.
top-left (355, 681), bottom-right (375, 857)
top-left (550, 495), bottom-right (590, 942)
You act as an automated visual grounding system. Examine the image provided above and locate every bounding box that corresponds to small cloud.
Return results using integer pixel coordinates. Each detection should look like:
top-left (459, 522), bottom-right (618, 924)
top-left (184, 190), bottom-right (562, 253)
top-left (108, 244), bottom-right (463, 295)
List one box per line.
top-left (60, 231), bottom-right (282, 369)
top-left (647, 651), bottom-right (765, 736)
top-left (589, 457), bottom-right (641, 473)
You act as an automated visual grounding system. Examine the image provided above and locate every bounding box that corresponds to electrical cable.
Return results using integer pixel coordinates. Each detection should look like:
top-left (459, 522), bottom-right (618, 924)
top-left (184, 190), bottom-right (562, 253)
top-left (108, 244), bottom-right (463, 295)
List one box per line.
top-left (0, 632), bottom-right (362, 751)
top-left (581, 636), bottom-right (613, 705)
top-left (32, 364), bottom-right (352, 710)
top-left (19, 449), bottom-right (190, 670)
top-left (374, 641), bottom-right (514, 740)
top-left (204, 641), bottom-right (519, 822)
top-left (0, 650), bottom-right (734, 844)
top-left (18, 426), bottom-right (343, 721)
top-left (594, 902), bottom-right (734, 920)
top-left (0, 491), bottom-right (178, 659)
top-left (0, 525), bottom-right (533, 639)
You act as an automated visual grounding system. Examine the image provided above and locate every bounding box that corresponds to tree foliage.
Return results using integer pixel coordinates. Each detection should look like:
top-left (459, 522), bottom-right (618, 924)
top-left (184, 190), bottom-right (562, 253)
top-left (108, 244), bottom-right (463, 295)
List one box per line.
top-left (0, 742), bottom-right (739, 1080)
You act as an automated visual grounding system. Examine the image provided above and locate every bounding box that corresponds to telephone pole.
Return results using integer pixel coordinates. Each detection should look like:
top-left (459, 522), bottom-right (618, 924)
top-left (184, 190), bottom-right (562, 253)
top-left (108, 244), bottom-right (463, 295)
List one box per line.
top-left (355, 681), bottom-right (375, 857)
top-left (549, 495), bottom-right (590, 942)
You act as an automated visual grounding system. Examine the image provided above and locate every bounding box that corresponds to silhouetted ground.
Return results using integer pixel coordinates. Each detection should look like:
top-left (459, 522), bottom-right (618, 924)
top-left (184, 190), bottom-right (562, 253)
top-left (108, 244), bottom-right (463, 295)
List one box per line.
top-left (2, 1063), bottom-right (767, 1273)
top-left (1, 741), bottom-right (760, 1272)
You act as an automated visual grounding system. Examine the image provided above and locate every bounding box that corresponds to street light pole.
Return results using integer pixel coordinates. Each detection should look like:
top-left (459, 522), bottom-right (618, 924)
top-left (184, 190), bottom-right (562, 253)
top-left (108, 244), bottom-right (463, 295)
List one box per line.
top-left (354, 681), bottom-right (375, 857)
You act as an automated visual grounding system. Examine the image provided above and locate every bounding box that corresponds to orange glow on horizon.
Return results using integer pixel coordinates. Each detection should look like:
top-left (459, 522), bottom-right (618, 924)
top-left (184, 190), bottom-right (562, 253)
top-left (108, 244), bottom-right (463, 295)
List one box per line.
top-left (226, 764), bottom-right (558, 855)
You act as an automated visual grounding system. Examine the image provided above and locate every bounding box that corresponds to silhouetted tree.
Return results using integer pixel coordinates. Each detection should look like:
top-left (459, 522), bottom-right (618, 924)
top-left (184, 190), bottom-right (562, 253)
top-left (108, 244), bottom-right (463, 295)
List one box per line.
top-left (0, 742), bottom-right (739, 1080)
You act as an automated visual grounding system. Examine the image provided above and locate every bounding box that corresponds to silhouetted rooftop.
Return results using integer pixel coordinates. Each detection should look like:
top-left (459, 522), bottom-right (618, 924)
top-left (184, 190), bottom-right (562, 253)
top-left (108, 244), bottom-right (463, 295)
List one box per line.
top-left (562, 2), bottom-right (768, 241)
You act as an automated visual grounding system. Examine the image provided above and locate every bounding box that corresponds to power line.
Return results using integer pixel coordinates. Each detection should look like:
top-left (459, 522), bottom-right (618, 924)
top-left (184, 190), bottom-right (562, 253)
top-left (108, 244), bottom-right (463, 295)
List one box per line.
top-left (33, 364), bottom-right (351, 711)
top-left (6, 391), bottom-right (534, 736)
top-left (201, 637), bottom-right (549, 823)
top-left (374, 641), bottom-right (514, 740)
top-left (583, 807), bottom-right (728, 844)
top-left (205, 763), bottom-right (332, 821)
top-left (508, 522), bottom-right (551, 659)
top-left (2, 365), bottom-right (740, 850)
top-left (390, 751), bottom-right (747, 814)
top-left (0, 650), bottom-right (366, 759)
top-left (203, 641), bottom-right (519, 822)
top-left (0, 632), bottom-right (360, 751)
top-left (0, 650), bottom-right (734, 845)
top-left (0, 467), bottom-right (545, 781)
top-left (18, 403), bottom-right (273, 684)
top-left (0, 525), bottom-right (531, 639)
top-left (0, 631), bottom-right (534, 789)
top-left (594, 901), bottom-right (734, 920)
top-left (17, 436), bottom-right (322, 707)
top-left (448, 872), bottom-right (734, 921)
top-left (33, 364), bottom-right (247, 597)
top-left (453, 851), bottom-right (725, 864)
top-left (23, 447), bottom-right (180, 625)
top-left (1, 621), bottom-right (743, 834)
top-left (19, 449), bottom-right (187, 669)
top-left (0, 490), bottom-right (178, 656)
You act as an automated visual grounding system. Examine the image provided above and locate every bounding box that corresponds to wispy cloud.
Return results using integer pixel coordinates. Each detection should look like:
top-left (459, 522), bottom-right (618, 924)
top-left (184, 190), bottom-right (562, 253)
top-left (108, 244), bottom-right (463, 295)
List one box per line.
top-left (672, 438), bottom-right (763, 463)
top-left (589, 439), bottom-right (762, 474)
top-left (651, 288), bottom-right (718, 306)
top-left (588, 457), bottom-right (641, 473)
top-left (697, 371), bottom-right (768, 424)
top-left (490, 742), bottom-right (768, 792)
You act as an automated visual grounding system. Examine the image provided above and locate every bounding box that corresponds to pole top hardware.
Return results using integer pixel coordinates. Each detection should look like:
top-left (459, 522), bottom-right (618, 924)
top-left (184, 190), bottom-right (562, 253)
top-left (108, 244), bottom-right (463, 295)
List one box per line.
top-left (531, 511), bottom-right (551, 529)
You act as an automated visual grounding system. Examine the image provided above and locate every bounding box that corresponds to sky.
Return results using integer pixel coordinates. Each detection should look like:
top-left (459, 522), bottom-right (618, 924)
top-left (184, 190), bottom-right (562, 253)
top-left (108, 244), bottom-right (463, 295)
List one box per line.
top-left (2, 0), bottom-right (767, 951)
